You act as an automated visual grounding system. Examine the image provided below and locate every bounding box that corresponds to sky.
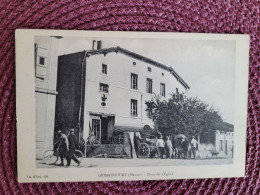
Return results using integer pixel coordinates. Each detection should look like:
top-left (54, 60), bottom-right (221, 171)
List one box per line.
top-left (57, 37), bottom-right (235, 124)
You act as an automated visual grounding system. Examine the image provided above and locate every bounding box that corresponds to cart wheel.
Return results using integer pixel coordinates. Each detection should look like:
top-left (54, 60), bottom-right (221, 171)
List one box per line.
top-left (138, 142), bottom-right (150, 158)
top-left (42, 150), bottom-right (58, 165)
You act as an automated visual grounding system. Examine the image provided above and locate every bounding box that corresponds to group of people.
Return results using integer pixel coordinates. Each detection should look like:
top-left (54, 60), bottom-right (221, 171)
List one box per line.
top-left (155, 134), bottom-right (198, 159)
top-left (54, 128), bottom-right (81, 167)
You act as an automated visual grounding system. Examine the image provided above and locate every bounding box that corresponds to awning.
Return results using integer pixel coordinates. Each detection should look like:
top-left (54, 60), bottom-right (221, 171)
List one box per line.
top-left (113, 125), bottom-right (143, 132)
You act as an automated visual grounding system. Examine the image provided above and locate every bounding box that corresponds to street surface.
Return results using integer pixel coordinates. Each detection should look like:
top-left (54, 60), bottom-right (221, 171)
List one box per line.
top-left (37, 157), bottom-right (233, 168)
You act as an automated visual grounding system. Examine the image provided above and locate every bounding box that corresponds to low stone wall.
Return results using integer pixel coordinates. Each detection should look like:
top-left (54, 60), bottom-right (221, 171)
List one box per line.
top-left (197, 143), bottom-right (233, 159)
top-left (86, 144), bottom-right (131, 158)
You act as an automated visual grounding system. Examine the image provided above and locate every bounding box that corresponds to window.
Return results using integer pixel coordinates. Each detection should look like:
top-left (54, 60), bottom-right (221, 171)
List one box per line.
top-left (148, 67), bottom-right (152, 72)
top-left (131, 99), bottom-right (138, 116)
top-left (133, 61), bottom-right (136, 65)
top-left (102, 64), bottom-right (107, 74)
top-left (100, 83), bottom-right (109, 93)
top-left (146, 78), bottom-right (153, 94)
top-left (35, 45), bottom-right (48, 81)
top-left (160, 83), bottom-right (166, 97)
top-left (39, 57), bottom-right (45, 65)
top-left (131, 73), bottom-right (138, 90)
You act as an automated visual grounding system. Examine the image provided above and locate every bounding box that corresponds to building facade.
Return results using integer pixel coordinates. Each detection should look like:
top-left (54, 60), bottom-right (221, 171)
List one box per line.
top-left (56, 45), bottom-right (190, 145)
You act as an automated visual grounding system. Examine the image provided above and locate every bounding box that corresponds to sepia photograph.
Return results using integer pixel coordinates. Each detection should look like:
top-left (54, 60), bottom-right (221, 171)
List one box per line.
top-left (16, 30), bottom-right (249, 182)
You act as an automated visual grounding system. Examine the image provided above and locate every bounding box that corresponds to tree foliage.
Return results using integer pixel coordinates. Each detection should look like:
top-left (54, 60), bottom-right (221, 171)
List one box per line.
top-left (146, 92), bottom-right (223, 141)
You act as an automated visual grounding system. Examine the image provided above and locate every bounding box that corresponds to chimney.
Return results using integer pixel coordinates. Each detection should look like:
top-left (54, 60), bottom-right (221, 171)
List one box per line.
top-left (97, 40), bottom-right (102, 50)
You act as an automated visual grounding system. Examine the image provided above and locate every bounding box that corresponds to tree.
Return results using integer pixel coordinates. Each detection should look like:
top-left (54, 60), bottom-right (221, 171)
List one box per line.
top-left (145, 92), bottom-right (223, 141)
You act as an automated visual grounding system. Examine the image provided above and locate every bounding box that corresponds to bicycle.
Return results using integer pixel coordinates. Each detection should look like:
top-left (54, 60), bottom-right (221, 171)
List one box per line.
top-left (42, 149), bottom-right (83, 165)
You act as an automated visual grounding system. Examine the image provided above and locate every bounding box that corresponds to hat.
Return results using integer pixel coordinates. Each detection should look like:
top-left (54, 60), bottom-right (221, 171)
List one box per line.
top-left (70, 128), bottom-right (74, 132)
top-left (58, 130), bottom-right (62, 134)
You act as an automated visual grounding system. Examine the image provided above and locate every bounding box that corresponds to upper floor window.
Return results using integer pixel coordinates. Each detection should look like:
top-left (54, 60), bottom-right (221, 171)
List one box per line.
top-left (35, 44), bottom-right (48, 81)
top-left (131, 73), bottom-right (138, 90)
top-left (148, 67), bottom-right (152, 72)
top-left (160, 83), bottom-right (166, 97)
top-left (100, 83), bottom-right (109, 93)
top-left (131, 99), bottom-right (138, 116)
top-left (146, 78), bottom-right (153, 94)
top-left (39, 57), bottom-right (45, 65)
top-left (102, 64), bottom-right (107, 74)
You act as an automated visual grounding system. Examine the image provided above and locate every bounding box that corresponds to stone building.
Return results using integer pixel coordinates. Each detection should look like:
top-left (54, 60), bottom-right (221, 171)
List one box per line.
top-left (198, 122), bottom-right (234, 158)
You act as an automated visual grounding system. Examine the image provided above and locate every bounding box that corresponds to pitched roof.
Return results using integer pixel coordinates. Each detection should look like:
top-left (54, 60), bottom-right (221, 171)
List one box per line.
top-left (221, 122), bottom-right (234, 132)
top-left (85, 47), bottom-right (190, 90)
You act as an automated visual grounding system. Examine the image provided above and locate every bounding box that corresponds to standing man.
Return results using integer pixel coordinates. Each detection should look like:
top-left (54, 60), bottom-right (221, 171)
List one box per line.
top-left (181, 137), bottom-right (189, 159)
top-left (165, 136), bottom-right (173, 159)
top-left (190, 136), bottom-right (198, 159)
top-left (55, 130), bottom-right (69, 166)
top-left (156, 134), bottom-right (165, 159)
top-left (66, 128), bottom-right (80, 167)
top-left (171, 136), bottom-right (178, 159)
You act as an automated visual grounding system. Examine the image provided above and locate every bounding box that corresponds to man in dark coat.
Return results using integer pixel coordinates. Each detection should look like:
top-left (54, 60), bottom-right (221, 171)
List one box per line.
top-left (181, 137), bottom-right (189, 159)
top-left (171, 136), bottom-right (178, 159)
top-left (54, 130), bottom-right (69, 166)
top-left (66, 128), bottom-right (80, 167)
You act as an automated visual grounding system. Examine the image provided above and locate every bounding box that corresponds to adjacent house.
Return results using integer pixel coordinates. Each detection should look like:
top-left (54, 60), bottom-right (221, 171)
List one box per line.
top-left (198, 122), bottom-right (234, 158)
top-left (35, 36), bottom-right (61, 159)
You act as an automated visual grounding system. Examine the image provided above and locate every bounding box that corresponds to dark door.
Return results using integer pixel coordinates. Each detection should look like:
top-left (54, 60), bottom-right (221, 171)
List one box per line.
top-left (101, 117), bottom-right (108, 143)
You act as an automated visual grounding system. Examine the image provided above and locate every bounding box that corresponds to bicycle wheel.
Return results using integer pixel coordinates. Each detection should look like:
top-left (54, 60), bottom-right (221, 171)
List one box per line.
top-left (42, 150), bottom-right (58, 165)
top-left (74, 150), bottom-right (83, 163)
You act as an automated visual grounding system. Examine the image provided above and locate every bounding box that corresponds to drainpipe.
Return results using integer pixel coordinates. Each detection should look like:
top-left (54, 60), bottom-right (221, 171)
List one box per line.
top-left (141, 94), bottom-right (143, 124)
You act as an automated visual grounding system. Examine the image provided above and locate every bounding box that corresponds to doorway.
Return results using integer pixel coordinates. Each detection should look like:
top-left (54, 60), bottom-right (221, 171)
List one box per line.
top-left (90, 114), bottom-right (115, 144)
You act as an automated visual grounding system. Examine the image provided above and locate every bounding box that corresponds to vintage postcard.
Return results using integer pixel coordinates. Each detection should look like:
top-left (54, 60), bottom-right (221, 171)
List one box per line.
top-left (16, 29), bottom-right (249, 183)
